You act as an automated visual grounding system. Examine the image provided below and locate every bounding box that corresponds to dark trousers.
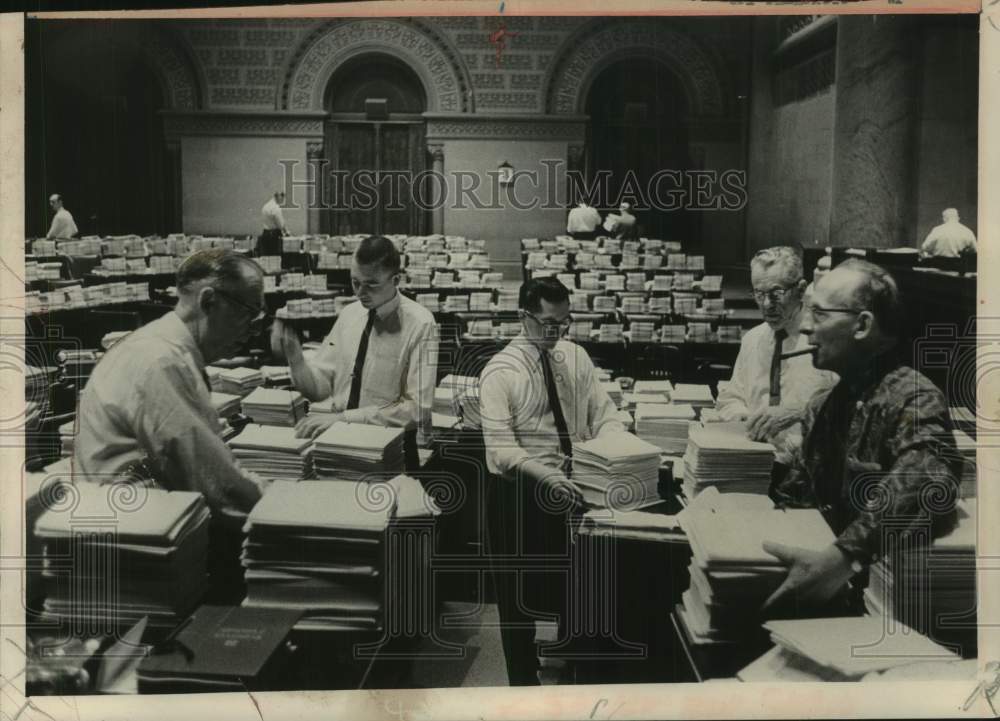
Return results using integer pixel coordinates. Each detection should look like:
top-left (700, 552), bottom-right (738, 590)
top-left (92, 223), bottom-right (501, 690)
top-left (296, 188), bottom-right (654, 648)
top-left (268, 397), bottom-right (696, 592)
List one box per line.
top-left (570, 230), bottom-right (597, 241)
top-left (485, 471), bottom-right (574, 685)
top-left (258, 228), bottom-right (283, 256)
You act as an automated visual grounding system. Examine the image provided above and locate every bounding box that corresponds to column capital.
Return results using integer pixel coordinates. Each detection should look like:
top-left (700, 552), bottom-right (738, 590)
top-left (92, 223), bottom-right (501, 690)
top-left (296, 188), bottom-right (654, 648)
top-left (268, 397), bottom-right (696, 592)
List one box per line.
top-left (306, 141), bottom-right (324, 158)
top-left (427, 143), bottom-right (445, 162)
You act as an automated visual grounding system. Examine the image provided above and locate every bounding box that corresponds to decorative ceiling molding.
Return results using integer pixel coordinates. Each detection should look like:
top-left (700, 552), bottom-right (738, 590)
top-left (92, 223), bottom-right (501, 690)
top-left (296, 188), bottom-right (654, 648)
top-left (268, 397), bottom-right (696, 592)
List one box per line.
top-left (425, 114), bottom-right (587, 141)
top-left (162, 111), bottom-right (326, 140)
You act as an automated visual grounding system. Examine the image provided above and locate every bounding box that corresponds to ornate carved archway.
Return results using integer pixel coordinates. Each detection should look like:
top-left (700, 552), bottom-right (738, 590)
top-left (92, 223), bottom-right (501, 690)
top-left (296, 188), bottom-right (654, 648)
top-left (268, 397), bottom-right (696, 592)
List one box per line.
top-left (544, 20), bottom-right (727, 118)
top-left (281, 18), bottom-right (471, 112)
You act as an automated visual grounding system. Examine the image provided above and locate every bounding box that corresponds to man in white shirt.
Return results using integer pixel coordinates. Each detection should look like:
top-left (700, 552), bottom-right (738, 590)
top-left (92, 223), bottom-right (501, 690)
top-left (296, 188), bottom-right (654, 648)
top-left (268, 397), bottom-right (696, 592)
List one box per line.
top-left (479, 276), bottom-right (624, 685)
top-left (46, 194), bottom-right (78, 239)
top-left (278, 235), bottom-right (438, 443)
top-left (716, 246), bottom-right (837, 467)
top-left (566, 201), bottom-right (601, 240)
top-left (920, 207), bottom-right (977, 258)
top-left (259, 191), bottom-right (288, 255)
top-left (74, 249), bottom-right (267, 512)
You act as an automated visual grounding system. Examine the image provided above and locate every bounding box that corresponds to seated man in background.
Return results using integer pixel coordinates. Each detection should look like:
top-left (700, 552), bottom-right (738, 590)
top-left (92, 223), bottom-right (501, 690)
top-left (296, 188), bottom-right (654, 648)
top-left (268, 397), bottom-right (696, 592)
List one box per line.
top-left (921, 207), bottom-right (977, 258)
top-left (764, 259), bottom-right (959, 614)
top-left (479, 276), bottom-right (625, 685)
top-left (566, 201), bottom-right (602, 240)
top-left (716, 246), bottom-right (837, 473)
top-left (278, 235), bottom-right (438, 442)
top-left (74, 249), bottom-right (267, 513)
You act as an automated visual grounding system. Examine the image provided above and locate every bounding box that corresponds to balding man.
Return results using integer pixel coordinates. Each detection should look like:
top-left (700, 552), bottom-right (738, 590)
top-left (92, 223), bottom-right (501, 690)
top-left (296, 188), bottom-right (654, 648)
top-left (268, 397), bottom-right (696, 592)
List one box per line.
top-left (74, 250), bottom-right (268, 512)
top-left (921, 208), bottom-right (977, 258)
top-left (716, 247), bottom-right (837, 468)
top-left (46, 194), bottom-right (78, 239)
top-left (764, 259), bottom-right (960, 614)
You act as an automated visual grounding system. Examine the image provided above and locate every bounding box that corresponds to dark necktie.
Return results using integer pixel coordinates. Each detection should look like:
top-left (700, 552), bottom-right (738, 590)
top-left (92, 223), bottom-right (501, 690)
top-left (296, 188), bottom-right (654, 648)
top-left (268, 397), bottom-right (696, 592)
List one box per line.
top-left (769, 328), bottom-right (788, 407)
top-left (347, 309), bottom-right (377, 410)
top-left (539, 348), bottom-right (573, 475)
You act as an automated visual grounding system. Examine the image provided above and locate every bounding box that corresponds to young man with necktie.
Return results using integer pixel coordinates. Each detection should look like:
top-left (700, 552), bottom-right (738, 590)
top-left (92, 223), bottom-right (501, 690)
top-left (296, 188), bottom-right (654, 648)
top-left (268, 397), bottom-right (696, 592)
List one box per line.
top-left (277, 235), bottom-right (438, 443)
top-left (478, 276), bottom-right (625, 685)
top-left (715, 246), bottom-right (837, 478)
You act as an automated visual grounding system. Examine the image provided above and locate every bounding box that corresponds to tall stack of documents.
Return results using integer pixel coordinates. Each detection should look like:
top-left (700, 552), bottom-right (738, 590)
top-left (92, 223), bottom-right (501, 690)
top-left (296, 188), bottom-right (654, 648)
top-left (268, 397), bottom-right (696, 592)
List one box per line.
top-left (865, 498), bottom-right (976, 650)
top-left (241, 387), bottom-right (307, 426)
top-left (633, 380), bottom-right (673, 403)
top-left (210, 392), bottom-right (241, 418)
top-left (217, 367), bottom-right (264, 397)
top-left (682, 423), bottom-right (775, 497)
top-left (58, 420), bottom-right (76, 457)
top-left (737, 616), bottom-right (959, 682)
top-left (580, 508), bottom-right (683, 543)
top-left (229, 424), bottom-right (314, 482)
top-left (670, 383), bottom-right (715, 410)
top-left (260, 365), bottom-right (292, 387)
top-left (635, 403), bottom-right (695, 454)
top-left (241, 480), bottom-right (394, 631)
top-left (572, 432), bottom-right (662, 509)
top-left (35, 484), bottom-right (210, 633)
top-left (677, 488), bottom-right (834, 644)
top-left (312, 422), bottom-right (405, 481)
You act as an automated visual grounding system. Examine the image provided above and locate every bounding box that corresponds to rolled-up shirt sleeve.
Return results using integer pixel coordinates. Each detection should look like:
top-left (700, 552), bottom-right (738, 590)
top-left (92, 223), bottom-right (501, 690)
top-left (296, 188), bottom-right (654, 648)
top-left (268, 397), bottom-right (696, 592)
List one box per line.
top-left (480, 367), bottom-right (530, 477)
top-left (134, 359), bottom-right (263, 512)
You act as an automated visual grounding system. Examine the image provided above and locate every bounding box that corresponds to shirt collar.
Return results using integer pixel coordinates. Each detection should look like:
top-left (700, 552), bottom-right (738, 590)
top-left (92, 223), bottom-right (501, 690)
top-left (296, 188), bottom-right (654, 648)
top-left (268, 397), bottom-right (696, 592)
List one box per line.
top-left (371, 289), bottom-right (401, 320)
top-left (160, 311), bottom-right (206, 369)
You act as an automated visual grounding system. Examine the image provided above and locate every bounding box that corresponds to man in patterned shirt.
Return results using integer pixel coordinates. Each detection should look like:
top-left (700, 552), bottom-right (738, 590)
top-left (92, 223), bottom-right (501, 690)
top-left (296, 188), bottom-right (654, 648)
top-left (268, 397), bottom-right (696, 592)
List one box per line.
top-left (764, 259), bottom-right (959, 613)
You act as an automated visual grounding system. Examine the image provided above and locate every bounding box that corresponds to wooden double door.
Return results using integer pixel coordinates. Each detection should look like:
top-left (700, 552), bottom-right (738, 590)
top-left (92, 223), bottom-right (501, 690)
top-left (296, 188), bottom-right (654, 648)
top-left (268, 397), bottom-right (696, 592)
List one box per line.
top-left (323, 119), bottom-right (429, 237)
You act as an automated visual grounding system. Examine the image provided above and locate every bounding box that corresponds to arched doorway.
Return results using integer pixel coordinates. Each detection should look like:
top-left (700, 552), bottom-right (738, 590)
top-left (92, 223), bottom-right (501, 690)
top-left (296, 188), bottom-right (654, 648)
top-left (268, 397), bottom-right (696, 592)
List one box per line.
top-left (585, 57), bottom-right (694, 243)
top-left (25, 21), bottom-right (174, 237)
top-left (322, 54), bottom-right (429, 236)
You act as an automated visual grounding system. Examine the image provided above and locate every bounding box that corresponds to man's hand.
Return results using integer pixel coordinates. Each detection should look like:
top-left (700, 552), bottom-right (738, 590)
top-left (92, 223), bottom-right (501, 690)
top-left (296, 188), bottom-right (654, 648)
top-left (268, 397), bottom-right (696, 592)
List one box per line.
top-left (761, 542), bottom-right (857, 615)
top-left (295, 413), bottom-right (341, 440)
top-left (272, 319), bottom-right (302, 363)
top-left (747, 406), bottom-right (800, 442)
top-left (519, 459), bottom-right (584, 512)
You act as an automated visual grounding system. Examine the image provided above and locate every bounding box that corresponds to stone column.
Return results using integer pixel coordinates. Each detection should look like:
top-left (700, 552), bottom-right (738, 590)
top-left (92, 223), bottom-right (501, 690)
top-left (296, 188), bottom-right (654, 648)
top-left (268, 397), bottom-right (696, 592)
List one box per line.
top-left (428, 143), bottom-right (445, 235)
top-left (306, 141), bottom-right (324, 235)
top-left (567, 143), bottom-right (586, 205)
top-left (166, 141), bottom-right (182, 234)
top-left (829, 16), bottom-right (920, 248)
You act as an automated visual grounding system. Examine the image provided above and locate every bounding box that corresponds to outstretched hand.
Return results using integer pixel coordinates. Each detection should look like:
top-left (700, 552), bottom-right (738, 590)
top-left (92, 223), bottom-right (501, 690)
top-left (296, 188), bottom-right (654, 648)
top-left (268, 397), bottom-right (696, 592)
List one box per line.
top-left (761, 542), bottom-right (856, 616)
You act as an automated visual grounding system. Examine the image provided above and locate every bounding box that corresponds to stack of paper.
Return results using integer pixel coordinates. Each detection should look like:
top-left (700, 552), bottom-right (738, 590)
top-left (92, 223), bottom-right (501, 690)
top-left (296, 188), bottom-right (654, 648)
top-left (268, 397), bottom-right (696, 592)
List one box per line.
top-left (951, 429), bottom-right (976, 498)
top-left (865, 498), bottom-right (976, 650)
top-left (682, 422), bottom-right (775, 497)
top-left (593, 295), bottom-right (616, 312)
top-left (605, 275), bottom-right (626, 291)
top-left (230, 424), bottom-right (314, 482)
top-left (760, 617), bottom-right (958, 679)
top-left (260, 365), bottom-right (292, 386)
top-left (312, 422), bottom-right (405, 481)
top-left (444, 295), bottom-right (469, 312)
top-left (633, 380), bottom-right (673, 403)
top-left (636, 403), bottom-right (695, 454)
top-left (433, 387), bottom-right (456, 416)
top-left (601, 381), bottom-right (623, 407)
top-left (671, 383), bottom-right (714, 409)
top-left (241, 388), bottom-right (307, 427)
top-left (210, 392), bottom-right (241, 418)
top-left (58, 420), bottom-right (75, 457)
top-left (687, 322), bottom-right (714, 342)
top-left (217, 367), bottom-right (264, 397)
top-left (580, 508), bottom-right (682, 543)
top-left (660, 324), bottom-right (686, 343)
top-left (598, 323), bottom-right (623, 342)
top-left (416, 293), bottom-right (440, 312)
top-left (35, 484), bottom-right (210, 633)
top-left (572, 432), bottom-right (662, 509)
top-left (677, 488), bottom-right (833, 643)
top-left (57, 350), bottom-right (100, 387)
top-left (469, 292), bottom-right (491, 311)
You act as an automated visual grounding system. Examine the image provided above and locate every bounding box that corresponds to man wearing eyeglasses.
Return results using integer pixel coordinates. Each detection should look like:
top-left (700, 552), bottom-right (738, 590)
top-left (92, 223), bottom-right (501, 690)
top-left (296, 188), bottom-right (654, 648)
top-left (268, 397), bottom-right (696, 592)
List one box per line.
top-left (74, 249), bottom-right (268, 513)
top-left (278, 235), bottom-right (438, 443)
top-left (763, 259), bottom-right (959, 615)
top-left (716, 246), bottom-right (837, 472)
top-left (479, 276), bottom-right (625, 685)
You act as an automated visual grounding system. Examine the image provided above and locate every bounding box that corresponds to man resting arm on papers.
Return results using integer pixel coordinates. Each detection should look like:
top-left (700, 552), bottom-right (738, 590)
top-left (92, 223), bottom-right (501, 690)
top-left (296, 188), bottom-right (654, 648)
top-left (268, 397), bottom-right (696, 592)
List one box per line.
top-left (763, 261), bottom-right (959, 613)
top-left (715, 246), bottom-right (837, 467)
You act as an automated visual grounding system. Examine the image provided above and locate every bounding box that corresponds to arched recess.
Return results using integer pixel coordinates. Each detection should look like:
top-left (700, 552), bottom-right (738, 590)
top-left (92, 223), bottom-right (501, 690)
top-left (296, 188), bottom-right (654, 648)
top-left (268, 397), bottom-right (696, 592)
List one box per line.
top-left (281, 18), bottom-right (471, 113)
top-left (544, 19), bottom-right (728, 118)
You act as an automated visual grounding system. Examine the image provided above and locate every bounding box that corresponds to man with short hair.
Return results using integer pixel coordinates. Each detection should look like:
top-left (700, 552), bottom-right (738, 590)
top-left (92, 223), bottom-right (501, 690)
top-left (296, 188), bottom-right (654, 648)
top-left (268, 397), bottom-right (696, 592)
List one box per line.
top-left (566, 201), bottom-right (602, 240)
top-left (764, 259), bottom-right (960, 613)
top-left (259, 190), bottom-right (288, 255)
top-left (921, 207), bottom-right (977, 258)
top-left (74, 249), bottom-right (268, 512)
top-left (716, 246), bottom-right (837, 467)
top-left (46, 194), bottom-right (78, 239)
top-left (479, 276), bottom-right (625, 685)
top-left (279, 235), bottom-right (438, 441)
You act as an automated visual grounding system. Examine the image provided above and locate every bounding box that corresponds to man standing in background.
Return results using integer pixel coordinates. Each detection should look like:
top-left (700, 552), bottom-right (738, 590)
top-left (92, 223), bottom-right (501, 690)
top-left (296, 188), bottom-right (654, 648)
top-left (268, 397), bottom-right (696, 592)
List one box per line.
top-left (259, 190), bottom-right (288, 255)
top-left (921, 207), bottom-right (977, 258)
top-left (46, 194), bottom-right (78, 239)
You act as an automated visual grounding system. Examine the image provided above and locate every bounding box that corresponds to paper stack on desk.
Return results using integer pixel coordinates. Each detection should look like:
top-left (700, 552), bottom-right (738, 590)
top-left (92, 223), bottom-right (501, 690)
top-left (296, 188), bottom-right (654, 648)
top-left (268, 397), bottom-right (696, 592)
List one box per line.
top-left (572, 432), bottom-right (662, 509)
top-left (681, 423), bottom-right (774, 497)
top-left (633, 379), bottom-right (673, 403)
top-left (677, 488), bottom-right (833, 644)
top-left (433, 387), bottom-right (456, 416)
top-left (210, 391), bottom-right (241, 418)
top-left (35, 484), bottom-right (210, 633)
top-left (57, 349), bottom-right (101, 387)
top-left (217, 367), bottom-right (264, 397)
top-left (260, 365), bottom-right (292, 386)
top-left (312, 422), bottom-right (405, 481)
top-left (671, 383), bottom-right (714, 409)
top-left (636, 403), bottom-right (695, 454)
top-left (230, 424), bottom-right (314, 482)
top-left (580, 508), bottom-right (682, 543)
top-left (241, 387), bottom-right (307, 426)
top-left (865, 498), bottom-right (976, 650)
top-left (58, 420), bottom-right (76, 457)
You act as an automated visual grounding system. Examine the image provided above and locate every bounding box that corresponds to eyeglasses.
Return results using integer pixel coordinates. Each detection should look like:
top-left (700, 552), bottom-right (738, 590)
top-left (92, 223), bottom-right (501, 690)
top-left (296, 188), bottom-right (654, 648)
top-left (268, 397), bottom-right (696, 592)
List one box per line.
top-left (215, 288), bottom-right (267, 324)
top-left (351, 275), bottom-right (397, 293)
top-left (751, 285), bottom-right (797, 304)
top-left (522, 310), bottom-right (572, 333)
top-left (807, 305), bottom-right (864, 320)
